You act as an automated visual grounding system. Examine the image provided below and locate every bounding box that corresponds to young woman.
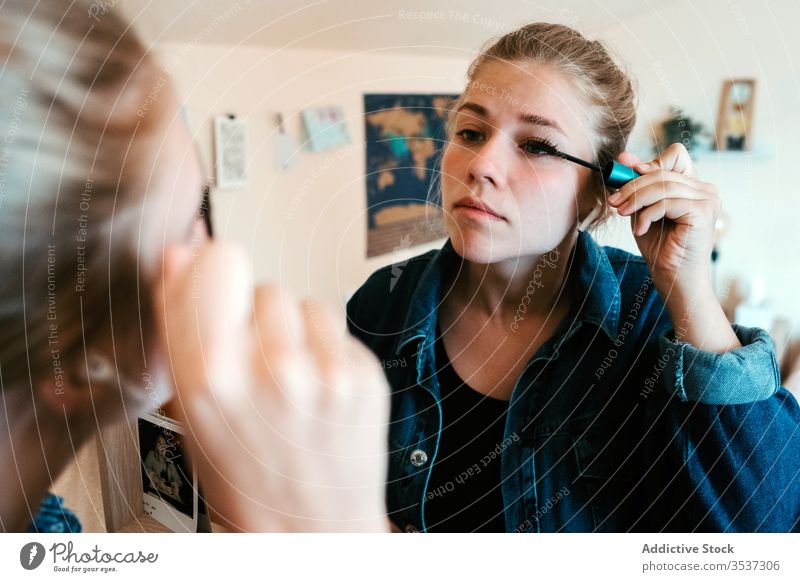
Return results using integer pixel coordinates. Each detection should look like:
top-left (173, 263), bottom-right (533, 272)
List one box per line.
top-left (347, 23), bottom-right (800, 533)
top-left (0, 0), bottom-right (389, 532)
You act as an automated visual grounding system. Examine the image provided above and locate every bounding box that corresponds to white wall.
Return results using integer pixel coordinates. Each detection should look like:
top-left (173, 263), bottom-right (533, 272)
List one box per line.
top-left (159, 0), bottom-right (800, 335)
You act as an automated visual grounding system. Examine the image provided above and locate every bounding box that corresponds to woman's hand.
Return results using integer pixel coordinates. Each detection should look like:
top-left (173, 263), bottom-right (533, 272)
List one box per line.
top-left (608, 143), bottom-right (720, 293)
top-left (608, 143), bottom-right (740, 353)
top-left (155, 242), bottom-right (390, 532)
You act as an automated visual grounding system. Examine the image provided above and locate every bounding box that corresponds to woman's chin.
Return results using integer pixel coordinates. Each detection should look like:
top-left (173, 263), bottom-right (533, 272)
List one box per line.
top-left (450, 233), bottom-right (510, 265)
top-left (447, 225), bottom-right (571, 265)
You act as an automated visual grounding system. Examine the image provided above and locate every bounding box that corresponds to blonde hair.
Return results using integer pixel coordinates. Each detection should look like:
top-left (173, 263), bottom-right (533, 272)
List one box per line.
top-left (446, 22), bottom-right (637, 226)
top-left (0, 1), bottom-right (170, 411)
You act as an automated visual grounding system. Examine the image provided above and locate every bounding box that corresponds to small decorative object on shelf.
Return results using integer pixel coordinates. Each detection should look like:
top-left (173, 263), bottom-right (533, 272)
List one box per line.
top-left (655, 107), bottom-right (711, 158)
top-left (715, 79), bottom-right (756, 151)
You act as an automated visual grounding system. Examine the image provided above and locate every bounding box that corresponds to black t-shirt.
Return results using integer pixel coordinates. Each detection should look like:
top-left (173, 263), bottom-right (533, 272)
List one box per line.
top-left (424, 329), bottom-right (510, 532)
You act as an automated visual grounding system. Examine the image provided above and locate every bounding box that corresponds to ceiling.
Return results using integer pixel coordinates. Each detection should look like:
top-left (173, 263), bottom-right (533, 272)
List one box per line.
top-left (118, 0), bottom-right (673, 55)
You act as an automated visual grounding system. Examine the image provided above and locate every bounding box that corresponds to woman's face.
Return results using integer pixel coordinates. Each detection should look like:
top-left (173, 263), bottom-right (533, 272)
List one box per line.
top-left (441, 60), bottom-right (599, 264)
top-left (144, 99), bottom-right (209, 258)
top-left (127, 94), bottom-right (209, 415)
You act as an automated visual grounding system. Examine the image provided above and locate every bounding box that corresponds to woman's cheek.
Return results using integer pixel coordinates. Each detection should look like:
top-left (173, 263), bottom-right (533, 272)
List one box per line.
top-left (440, 144), bottom-right (459, 183)
top-left (440, 151), bottom-right (468, 210)
top-left (511, 180), bottom-right (576, 243)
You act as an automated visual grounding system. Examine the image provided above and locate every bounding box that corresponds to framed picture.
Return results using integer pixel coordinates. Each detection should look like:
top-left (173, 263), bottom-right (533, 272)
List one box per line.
top-left (214, 115), bottom-right (248, 189)
top-left (137, 413), bottom-right (198, 532)
top-left (715, 79), bottom-right (756, 151)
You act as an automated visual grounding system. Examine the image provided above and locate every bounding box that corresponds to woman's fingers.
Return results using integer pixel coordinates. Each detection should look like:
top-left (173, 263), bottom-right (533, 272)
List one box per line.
top-left (156, 242), bottom-right (252, 403)
top-left (639, 142), bottom-right (696, 177)
top-left (616, 150), bottom-right (642, 168)
top-left (300, 299), bottom-right (354, 408)
top-left (253, 284), bottom-right (305, 355)
top-left (631, 197), bottom-right (697, 236)
top-left (609, 143), bottom-right (703, 212)
top-left (301, 299), bottom-right (347, 361)
top-left (613, 176), bottom-right (711, 216)
top-left (251, 285), bottom-right (311, 406)
top-left (609, 169), bottom-right (711, 208)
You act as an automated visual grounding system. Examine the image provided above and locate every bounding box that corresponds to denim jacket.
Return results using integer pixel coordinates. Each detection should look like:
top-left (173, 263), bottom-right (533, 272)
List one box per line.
top-left (346, 231), bottom-right (800, 532)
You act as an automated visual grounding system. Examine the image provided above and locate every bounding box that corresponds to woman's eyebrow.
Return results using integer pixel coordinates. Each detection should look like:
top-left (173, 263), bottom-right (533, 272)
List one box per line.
top-left (519, 111), bottom-right (565, 135)
top-left (456, 101), bottom-right (490, 118)
top-left (457, 100), bottom-right (565, 136)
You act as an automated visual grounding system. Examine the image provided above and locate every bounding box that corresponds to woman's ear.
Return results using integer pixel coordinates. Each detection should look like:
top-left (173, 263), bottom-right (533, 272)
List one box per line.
top-left (35, 351), bottom-right (117, 420)
top-left (576, 184), bottom-right (604, 231)
top-left (36, 371), bottom-right (93, 420)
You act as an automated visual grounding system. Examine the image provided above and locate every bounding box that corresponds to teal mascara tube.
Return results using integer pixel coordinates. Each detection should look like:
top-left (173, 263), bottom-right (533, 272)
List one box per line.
top-left (602, 160), bottom-right (641, 189)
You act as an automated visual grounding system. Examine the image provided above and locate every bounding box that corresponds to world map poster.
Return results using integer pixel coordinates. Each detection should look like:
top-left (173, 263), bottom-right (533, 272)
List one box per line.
top-left (364, 93), bottom-right (458, 258)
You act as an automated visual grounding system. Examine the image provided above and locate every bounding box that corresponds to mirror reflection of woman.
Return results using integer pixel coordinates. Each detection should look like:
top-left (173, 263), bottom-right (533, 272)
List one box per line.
top-left (348, 23), bottom-right (800, 533)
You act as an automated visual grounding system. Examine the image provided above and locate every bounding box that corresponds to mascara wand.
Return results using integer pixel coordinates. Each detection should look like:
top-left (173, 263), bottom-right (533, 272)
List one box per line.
top-left (546, 147), bottom-right (641, 189)
top-left (542, 146), bottom-right (643, 231)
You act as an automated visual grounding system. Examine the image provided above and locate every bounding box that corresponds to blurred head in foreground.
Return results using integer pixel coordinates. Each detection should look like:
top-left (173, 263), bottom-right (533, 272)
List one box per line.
top-left (0, 0), bottom-right (206, 530)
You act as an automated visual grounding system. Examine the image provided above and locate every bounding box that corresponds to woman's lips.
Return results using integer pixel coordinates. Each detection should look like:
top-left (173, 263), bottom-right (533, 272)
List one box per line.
top-left (453, 198), bottom-right (506, 222)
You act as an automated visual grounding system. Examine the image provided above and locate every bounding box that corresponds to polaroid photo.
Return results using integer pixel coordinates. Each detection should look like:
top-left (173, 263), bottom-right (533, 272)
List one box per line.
top-left (137, 413), bottom-right (198, 532)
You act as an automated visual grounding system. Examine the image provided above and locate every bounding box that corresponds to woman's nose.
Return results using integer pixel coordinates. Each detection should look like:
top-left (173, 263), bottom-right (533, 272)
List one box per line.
top-left (467, 136), bottom-right (509, 189)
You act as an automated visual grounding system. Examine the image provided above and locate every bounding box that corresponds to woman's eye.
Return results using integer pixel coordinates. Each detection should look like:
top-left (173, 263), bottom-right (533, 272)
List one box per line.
top-left (522, 140), bottom-right (555, 156)
top-left (456, 129), bottom-right (483, 143)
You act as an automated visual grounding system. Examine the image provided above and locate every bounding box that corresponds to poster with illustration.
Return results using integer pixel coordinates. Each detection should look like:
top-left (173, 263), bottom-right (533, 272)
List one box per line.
top-left (137, 414), bottom-right (198, 532)
top-left (364, 93), bottom-right (456, 257)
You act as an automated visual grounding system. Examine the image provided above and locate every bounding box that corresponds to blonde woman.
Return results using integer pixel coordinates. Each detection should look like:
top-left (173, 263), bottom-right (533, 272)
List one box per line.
top-left (1, 0), bottom-right (389, 532)
top-left (348, 23), bottom-right (799, 533)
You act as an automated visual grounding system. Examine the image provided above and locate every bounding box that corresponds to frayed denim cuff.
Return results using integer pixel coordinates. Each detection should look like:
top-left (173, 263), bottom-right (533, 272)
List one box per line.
top-left (659, 324), bottom-right (781, 404)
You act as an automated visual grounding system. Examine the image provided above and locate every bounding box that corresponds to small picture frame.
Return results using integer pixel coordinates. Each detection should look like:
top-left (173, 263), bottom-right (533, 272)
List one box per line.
top-left (137, 413), bottom-right (198, 532)
top-left (715, 79), bottom-right (756, 151)
top-left (214, 114), bottom-right (248, 189)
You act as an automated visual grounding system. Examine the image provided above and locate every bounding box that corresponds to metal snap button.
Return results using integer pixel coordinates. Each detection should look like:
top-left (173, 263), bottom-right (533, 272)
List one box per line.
top-left (409, 448), bottom-right (428, 467)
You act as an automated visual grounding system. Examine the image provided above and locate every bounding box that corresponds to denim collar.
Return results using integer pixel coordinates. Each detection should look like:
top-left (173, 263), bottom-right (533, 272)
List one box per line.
top-left (394, 230), bottom-right (622, 355)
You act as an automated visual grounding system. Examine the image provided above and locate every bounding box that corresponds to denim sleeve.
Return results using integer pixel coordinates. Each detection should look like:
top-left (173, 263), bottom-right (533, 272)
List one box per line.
top-left (345, 289), bottom-right (360, 335)
top-left (346, 285), bottom-right (370, 347)
top-left (654, 325), bottom-right (800, 531)
top-left (28, 494), bottom-right (82, 533)
top-left (659, 324), bottom-right (780, 404)
top-left (346, 282), bottom-right (382, 357)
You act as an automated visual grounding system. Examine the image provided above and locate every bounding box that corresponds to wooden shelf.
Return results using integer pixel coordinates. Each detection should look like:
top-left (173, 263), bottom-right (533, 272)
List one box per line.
top-left (116, 513), bottom-right (174, 533)
top-left (629, 146), bottom-right (774, 164)
top-left (116, 513), bottom-right (228, 533)
top-left (693, 147), bottom-right (773, 162)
